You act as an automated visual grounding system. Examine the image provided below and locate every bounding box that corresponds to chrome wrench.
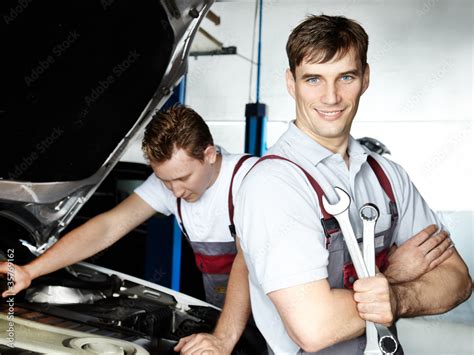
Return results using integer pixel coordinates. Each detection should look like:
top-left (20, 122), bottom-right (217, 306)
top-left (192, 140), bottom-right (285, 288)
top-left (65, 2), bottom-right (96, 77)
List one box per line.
top-left (360, 204), bottom-right (379, 277)
top-left (322, 187), bottom-right (398, 355)
top-left (360, 203), bottom-right (381, 355)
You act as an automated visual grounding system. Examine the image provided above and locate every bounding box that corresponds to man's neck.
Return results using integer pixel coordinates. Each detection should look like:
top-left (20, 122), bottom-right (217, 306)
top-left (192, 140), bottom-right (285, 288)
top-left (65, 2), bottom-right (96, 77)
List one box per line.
top-left (295, 122), bottom-right (350, 163)
top-left (208, 152), bottom-right (222, 188)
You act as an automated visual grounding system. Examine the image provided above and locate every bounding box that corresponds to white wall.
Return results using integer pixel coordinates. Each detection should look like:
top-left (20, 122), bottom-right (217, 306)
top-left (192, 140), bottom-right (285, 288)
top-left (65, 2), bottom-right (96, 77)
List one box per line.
top-left (183, 0), bottom-right (473, 211)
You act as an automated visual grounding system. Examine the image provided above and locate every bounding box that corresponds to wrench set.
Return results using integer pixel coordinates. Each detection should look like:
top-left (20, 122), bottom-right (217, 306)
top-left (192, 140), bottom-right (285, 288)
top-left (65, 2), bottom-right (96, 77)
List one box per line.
top-left (322, 187), bottom-right (398, 355)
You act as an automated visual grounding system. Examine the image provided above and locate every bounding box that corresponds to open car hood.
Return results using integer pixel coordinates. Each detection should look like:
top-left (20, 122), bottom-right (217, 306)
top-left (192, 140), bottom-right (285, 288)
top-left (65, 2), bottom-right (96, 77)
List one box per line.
top-left (0, 0), bottom-right (213, 252)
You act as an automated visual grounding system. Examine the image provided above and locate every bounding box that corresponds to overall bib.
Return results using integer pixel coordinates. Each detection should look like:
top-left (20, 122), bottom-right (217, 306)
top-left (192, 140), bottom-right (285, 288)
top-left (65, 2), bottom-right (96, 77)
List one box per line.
top-left (256, 155), bottom-right (403, 355)
top-left (176, 155), bottom-right (253, 308)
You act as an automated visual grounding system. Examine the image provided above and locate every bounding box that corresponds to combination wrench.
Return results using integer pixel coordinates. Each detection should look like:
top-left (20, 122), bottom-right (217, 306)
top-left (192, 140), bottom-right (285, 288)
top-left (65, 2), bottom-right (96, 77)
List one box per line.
top-left (360, 203), bottom-right (382, 355)
top-left (322, 187), bottom-right (398, 355)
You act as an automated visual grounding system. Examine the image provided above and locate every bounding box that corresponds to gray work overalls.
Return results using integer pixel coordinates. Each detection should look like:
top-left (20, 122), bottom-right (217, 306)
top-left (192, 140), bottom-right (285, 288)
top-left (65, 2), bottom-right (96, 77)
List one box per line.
top-left (256, 154), bottom-right (403, 355)
top-left (176, 155), bottom-right (253, 308)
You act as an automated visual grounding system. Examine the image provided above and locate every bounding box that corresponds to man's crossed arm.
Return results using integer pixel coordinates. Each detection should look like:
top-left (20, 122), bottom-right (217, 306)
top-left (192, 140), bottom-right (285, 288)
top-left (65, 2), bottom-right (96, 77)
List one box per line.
top-left (175, 224), bottom-right (471, 354)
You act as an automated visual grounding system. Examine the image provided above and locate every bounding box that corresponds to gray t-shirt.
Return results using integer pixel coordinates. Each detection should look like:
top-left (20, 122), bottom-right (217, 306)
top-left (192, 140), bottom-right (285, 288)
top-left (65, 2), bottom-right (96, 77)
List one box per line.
top-left (235, 123), bottom-right (444, 354)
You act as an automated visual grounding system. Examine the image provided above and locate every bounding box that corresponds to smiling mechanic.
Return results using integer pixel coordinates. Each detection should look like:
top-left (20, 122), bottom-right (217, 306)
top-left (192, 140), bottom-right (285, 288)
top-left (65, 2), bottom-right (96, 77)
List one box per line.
top-left (0, 105), bottom-right (257, 310)
top-left (173, 17), bottom-right (465, 355)
top-left (229, 14), bottom-right (472, 354)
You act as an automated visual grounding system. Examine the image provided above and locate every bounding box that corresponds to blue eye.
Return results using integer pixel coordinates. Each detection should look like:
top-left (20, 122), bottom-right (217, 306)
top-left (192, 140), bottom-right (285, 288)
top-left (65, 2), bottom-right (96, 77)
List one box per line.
top-left (307, 77), bottom-right (319, 84)
top-left (341, 75), bottom-right (353, 81)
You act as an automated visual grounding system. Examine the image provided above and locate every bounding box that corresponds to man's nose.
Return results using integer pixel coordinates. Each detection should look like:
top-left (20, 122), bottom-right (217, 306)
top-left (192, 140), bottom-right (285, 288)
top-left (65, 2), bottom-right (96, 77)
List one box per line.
top-left (171, 182), bottom-right (185, 198)
top-left (321, 83), bottom-right (339, 105)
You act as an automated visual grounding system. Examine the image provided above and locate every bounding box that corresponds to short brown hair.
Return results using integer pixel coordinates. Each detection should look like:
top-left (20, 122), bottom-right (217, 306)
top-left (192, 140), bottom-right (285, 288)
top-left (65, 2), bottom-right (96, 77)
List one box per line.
top-left (286, 15), bottom-right (369, 75)
top-left (142, 105), bottom-right (213, 163)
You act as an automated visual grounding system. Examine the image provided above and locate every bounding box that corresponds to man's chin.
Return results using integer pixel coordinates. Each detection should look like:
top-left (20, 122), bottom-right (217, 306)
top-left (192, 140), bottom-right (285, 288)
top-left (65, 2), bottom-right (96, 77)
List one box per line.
top-left (183, 195), bottom-right (199, 203)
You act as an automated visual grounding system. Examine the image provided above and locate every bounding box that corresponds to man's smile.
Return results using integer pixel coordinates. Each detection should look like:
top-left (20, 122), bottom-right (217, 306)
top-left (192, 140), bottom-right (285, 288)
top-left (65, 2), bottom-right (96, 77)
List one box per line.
top-left (315, 108), bottom-right (344, 120)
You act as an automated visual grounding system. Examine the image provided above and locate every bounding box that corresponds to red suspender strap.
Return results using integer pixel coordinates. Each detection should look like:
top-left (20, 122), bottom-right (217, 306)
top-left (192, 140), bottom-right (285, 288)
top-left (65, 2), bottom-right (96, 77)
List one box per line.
top-left (366, 156), bottom-right (396, 203)
top-left (228, 154), bottom-right (255, 237)
top-left (251, 155), bottom-right (332, 220)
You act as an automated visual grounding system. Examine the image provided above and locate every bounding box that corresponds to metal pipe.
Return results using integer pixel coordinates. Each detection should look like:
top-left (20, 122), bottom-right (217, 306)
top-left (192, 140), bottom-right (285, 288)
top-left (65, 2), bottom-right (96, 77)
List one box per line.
top-left (256, 0), bottom-right (263, 103)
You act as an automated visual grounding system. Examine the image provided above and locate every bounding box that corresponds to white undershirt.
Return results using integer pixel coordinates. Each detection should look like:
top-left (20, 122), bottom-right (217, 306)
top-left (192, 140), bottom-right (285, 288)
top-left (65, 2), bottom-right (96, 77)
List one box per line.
top-left (135, 147), bottom-right (258, 243)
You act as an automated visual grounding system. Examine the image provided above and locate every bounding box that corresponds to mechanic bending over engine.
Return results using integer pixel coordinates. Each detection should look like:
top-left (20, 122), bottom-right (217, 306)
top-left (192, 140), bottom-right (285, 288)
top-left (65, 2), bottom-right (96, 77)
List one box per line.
top-left (175, 15), bottom-right (472, 355)
top-left (0, 105), bottom-right (260, 309)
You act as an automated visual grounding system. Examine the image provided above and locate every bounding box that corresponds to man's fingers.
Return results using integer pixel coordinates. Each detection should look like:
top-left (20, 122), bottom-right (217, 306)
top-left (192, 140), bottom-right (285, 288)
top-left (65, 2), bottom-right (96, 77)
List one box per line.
top-left (419, 230), bottom-right (450, 255)
top-left (1, 279), bottom-right (29, 298)
top-left (357, 301), bottom-right (391, 314)
top-left (427, 243), bottom-right (455, 269)
top-left (359, 312), bottom-right (394, 326)
top-left (174, 334), bottom-right (194, 352)
top-left (1, 280), bottom-right (18, 298)
top-left (411, 224), bottom-right (438, 246)
top-left (387, 244), bottom-right (398, 257)
top-left (354, 288), bottom-right (390, 304)
top-left (179, 341), bottom-right (201, 355)
top-left (2, 289), bottom-right (16, 298)
top-left (174, 334), bottom-right (229, 355)
top-left (353, 278), bottom-right (374, 293)
top-left (353, 273), bottom-right (388, 293)
top-left (178, 334), bottom-right (210, 354)
top-left (424, 234), bottom-right (451, 258)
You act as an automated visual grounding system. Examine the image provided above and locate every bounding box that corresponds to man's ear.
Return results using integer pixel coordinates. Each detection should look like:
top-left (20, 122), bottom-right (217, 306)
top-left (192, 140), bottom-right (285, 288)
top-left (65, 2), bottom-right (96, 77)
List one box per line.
top-left (361, 64), bottom-right (370, 95)
top-left (203, 145), bottom-right (217, 164)
top-left (285, 68), bottom-right (296, 99)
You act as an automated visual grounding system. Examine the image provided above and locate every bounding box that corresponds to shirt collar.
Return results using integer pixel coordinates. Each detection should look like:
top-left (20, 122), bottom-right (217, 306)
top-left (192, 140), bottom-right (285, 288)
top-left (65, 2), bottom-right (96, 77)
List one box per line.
top-left (282, 122), bottom-right (368, 165)
top-left (282, 122), bottom-right (333, 166)
top-left (347, 136), bottom-right (368, 158)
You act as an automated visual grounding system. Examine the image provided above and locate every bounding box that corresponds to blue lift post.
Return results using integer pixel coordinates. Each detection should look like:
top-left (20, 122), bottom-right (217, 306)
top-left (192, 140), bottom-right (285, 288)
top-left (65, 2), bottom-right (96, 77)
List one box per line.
top-left (245, 102), bottom-right (267, 156)
top-left (145, 78), bottom-right (186, 292)
top-left (245, 0), bottom-right (267, 156)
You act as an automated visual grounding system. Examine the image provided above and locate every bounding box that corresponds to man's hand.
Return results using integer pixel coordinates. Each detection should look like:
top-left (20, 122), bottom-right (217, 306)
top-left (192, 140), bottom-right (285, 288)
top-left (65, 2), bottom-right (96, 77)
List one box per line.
top-left (353, 273), bottom-right (397, 327)
top-left (174, 333), bottom-right (232, 355)
top-left (0, 262), bottom-right (32, 297)
top-left (384, 224), bottom-right (454, 284)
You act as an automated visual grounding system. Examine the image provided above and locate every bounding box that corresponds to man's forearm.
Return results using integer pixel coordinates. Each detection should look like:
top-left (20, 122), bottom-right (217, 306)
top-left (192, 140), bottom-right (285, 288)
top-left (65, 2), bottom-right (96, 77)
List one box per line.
top-left (320, 288), bottom-right (366, 346)
top-left (270, 279), bottom-right (366, 352)
top-left (212, 251), bottom-right (251, 351)
top-left (25, 213), bottom-right (117, 279)
top-left (392, 251), bottom-right (472, 318)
